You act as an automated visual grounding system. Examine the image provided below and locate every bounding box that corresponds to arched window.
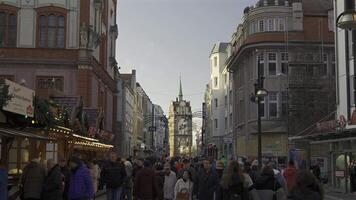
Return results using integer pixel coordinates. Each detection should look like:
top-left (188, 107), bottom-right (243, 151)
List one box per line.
top-left (0, 11), bottom-right (17, 47)
top-left (38, 14), bottom-right (66, 48)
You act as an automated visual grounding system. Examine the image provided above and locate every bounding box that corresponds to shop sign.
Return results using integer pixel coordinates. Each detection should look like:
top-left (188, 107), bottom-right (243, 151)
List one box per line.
top-left (335, 170), bottom-right (345, 178)
top-left (2, 79), bottom-right (34, 117)
top-left (88, 126), bottom-right (115, 141)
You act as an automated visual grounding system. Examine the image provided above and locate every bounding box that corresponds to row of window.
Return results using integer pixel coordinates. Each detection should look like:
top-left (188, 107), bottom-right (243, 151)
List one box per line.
top-left (250, 17), bottom-right (286, 34)
top-left (214, 113), bottom-right (233, 130)
top-left (0, 10), bottom-right (66, 48)
top-left (257, 52), bottom-right (288, 76)
top-left (0, 75), bottom-right (64, 91)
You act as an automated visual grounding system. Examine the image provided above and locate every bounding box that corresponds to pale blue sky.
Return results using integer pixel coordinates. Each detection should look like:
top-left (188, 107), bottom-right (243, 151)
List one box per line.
top-left (117, 0), bottom-right (253, 114)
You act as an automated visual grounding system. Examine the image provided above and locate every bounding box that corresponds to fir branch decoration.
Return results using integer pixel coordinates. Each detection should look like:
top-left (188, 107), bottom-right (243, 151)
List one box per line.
top-left (0, 79), bottom-right (12, 108)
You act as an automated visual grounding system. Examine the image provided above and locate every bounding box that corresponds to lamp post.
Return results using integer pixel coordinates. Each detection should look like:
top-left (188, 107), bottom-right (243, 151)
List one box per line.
top-left (251, 57), bottom-right (268, 169)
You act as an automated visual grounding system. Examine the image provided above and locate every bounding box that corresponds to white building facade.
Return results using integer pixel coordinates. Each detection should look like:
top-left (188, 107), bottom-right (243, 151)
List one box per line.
top-left (206, 42), bottom-right (234, 158)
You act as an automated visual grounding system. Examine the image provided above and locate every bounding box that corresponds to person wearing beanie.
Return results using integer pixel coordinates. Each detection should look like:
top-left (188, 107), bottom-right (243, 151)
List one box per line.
top-left (68, 155), bottom-right (94, 200)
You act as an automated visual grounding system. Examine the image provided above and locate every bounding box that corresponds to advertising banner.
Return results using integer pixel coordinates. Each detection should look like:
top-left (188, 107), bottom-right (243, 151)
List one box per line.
top-left (2, 79), bottom-right (35, 117)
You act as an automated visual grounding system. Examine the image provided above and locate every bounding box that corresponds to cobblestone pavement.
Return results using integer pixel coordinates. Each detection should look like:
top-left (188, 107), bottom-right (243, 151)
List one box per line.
top-left (325, 192), bottom-right (356, 200)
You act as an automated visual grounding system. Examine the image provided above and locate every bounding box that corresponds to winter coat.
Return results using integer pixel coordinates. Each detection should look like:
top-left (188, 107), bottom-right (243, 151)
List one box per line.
top-left (164, 171), bottom-right (177, 199)
top-left (287, 188), bottom-right (322, 200)
top-left (174, 178), bottom-right (193, 200)
top-left (134, 167), bottom-right (158, 199)
top-left (274, 169), bottom-right (288, 192)
top-left (68, 165), bottom-right (94, 200)
top-left (249, 169), bottom-right (260, 184)
top-left (253, 174), bottom-right (287, 200)
top-left (89, 164), bottom-right (100, 193)
top-left (155, 172), bottom-right (165, 199)
top-left (42, 165), bottom-right (63, 200)
top-left (0, 168), bottom-right (7, 200)
top-left (21, 161), bottom-right (46, 199)
top-left (283, 166), bottom-right (297, 192)
top-left (101, 161), bottom-right (127, 189)
top-left (194, 169), bottom-right (219, 200)
top-left (220, 174), bottom-right (249, 200)
top-left (60, 165), bottom-right (71, 200)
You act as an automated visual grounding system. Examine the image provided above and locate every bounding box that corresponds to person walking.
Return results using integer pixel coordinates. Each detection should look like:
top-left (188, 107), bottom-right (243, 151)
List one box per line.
top-left (350, 160), bottom-right (356, 193)
top-left (88, 160), bottom-right (101, 195)
top-left (133, 160), bottom-right (158, 200)
top-left (59, 158), bottom-right (71, 200)
top-left (249, 160), bottom-right (260, 184)
top-left (0, 160), bottom-right (7, 200)
top-left (123, 160), bottom-right (133, 200)
top-left (283, 160), bottom-right (297, 192)
top-left (219, 160), bottom-right (249, 200)
top-left (193, 158), bottom-right (219, 200)
top-left (253, 165), bottom-right (287, 200)
top-left (163, 163), bottom-right (177, 200)
top-left (177, 159), bottom-right (196, 183)
top-left (287, 170), bottom-right (323, 200)
top-left (101, 152), bottom-right (127, 200)
top-left (68, 156), bottom-right (94, 200)
top-left (174, 170), bottom-right (193, 200)
top-left (42, 159), bottom-right (63, 200)
top-left (20, 158), bottom-right (46, 200)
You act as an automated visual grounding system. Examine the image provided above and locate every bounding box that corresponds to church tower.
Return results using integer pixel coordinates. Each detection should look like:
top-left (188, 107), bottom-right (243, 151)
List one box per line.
top-left (168, 77), bottom-right (193, 156)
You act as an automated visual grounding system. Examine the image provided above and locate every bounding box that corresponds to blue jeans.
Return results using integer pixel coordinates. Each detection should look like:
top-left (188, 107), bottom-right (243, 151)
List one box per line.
top-left (107, 187), bottom-right (123, 200)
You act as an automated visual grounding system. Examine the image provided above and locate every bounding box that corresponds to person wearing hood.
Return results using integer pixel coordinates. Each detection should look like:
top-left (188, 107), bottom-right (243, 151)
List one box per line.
top-left (20, 158), bottom-right (46, 200)
top-left (42, 159), bottom-right (63, 200)
top-left (133, 160), bottom-right (158, 200)
top-left (219, 160), bottom-right (249, 200)
top-left (283, 160), bottom-right (297, 192)
top-left (68, 156), bottom-right (94, 200)
top-left (287, 170), bottom-right (323, 200)
top-left (253, 165), bottom-right (286, 200)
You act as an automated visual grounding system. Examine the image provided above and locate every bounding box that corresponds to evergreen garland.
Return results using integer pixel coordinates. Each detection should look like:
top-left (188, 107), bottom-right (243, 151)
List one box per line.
top-left (33, 96), bottom-right (56, 127)
top-left (0, 79), bottom-right (12, 108)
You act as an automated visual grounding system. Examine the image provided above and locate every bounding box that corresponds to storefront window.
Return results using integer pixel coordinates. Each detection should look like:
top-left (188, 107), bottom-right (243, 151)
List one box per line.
top-left (46, 143), bottom-right (58, 162)
top-left (8, 138), bottom-right (29, 175)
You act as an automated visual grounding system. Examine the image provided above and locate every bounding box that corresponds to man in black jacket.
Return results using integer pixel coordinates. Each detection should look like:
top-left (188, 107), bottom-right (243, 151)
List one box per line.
top-left (101, 151), bottom-right (127, 200)
top-left (42, 159), bottom-right (63, 200)
top-left (59, 158), bottom-right (71, 200)
top-left (193, 158), bottom-right (219, 200)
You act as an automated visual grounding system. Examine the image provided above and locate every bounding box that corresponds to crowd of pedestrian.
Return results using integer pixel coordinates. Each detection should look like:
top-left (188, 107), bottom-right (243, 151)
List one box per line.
top-left (1, 152), bottom-right (328, 200)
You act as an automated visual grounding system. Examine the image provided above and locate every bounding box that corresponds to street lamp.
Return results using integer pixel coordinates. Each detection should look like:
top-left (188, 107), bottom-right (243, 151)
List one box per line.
top-left (250, 56), bottom-right (268, 169)
top-left (336, 10), bottom-right (356, 30)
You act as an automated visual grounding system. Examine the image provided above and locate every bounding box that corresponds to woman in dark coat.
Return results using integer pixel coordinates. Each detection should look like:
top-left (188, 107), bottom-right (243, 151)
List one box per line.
top-left (288, 170), bottom-right (323, 200)
top-left (219, 160), bottom-right (249, 200)
top-left (253, 165), bottom-right (286, 200)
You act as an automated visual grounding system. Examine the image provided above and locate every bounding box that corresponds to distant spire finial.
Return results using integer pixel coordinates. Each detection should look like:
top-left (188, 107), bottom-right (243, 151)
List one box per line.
top-left (179, 75), bottom-right (183, 101)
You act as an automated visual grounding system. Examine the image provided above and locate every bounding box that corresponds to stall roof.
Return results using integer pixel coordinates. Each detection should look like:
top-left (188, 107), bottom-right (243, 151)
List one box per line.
top-left (0, 127), bottom-right (52, 141)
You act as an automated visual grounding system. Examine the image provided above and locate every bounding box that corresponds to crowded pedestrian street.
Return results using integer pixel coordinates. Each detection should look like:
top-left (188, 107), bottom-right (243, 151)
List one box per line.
top-left (2, 0), bottom-right (356, 199)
